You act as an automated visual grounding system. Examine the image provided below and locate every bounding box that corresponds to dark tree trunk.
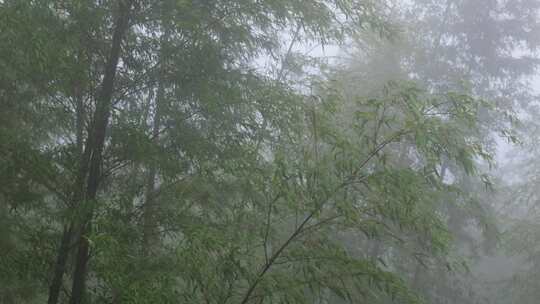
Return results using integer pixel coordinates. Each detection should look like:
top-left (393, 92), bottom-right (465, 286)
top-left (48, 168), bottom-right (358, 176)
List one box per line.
top-left (47, 224), bottom-right (73, 304)
top-left (69, 1), bottom-right (133, 303)
top-left (47, 72), bottom-right (87, 304)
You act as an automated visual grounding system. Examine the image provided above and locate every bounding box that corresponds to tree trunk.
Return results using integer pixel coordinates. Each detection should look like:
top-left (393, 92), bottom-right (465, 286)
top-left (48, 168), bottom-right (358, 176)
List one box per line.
top-left (47, 224), bottom-right (73, 304)
top-left (47, 71), bottom-right (86, 304)
top-left (141, 24), bottom-right (169, 254)
top-left (69, 1), bottom-right (133, 303)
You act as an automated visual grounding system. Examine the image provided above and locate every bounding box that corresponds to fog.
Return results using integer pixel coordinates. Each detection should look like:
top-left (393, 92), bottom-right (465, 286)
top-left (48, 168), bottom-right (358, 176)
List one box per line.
top-left (2, 1), bottom-right (540, 303)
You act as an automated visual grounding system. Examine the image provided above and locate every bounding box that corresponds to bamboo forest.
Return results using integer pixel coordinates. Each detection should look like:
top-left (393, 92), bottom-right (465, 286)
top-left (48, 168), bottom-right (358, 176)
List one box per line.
top-left (3, 0), bottom-right (540, 303)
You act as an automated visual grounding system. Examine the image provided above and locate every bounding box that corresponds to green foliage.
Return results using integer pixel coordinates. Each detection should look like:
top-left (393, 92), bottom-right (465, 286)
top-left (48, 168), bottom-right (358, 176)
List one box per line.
top-left (0, 0), bottom-right (529, 303)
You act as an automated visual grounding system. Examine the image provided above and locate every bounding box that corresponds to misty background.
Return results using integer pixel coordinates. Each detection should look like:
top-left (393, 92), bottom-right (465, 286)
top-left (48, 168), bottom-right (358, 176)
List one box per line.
top-left (2, 0), bottom-right (540, 304)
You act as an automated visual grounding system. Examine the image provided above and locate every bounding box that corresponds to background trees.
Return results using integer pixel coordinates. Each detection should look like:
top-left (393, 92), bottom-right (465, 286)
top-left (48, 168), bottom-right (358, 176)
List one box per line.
top-left (1, 1), bottom-right (540, 304)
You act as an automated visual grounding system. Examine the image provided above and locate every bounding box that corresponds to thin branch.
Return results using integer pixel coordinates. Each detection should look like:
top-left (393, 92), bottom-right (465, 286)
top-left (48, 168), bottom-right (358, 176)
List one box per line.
top-left (276, 23), bottom-right (302, 82)
top-left (239, 130), bottom-right (408, 304)
top-left (263, 193), bottom-right (281, 264)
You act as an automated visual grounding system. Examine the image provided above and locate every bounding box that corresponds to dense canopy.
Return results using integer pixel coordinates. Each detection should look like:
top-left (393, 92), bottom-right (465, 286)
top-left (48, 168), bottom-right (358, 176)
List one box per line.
top-left (1, 1), bottom-right (540, 304)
